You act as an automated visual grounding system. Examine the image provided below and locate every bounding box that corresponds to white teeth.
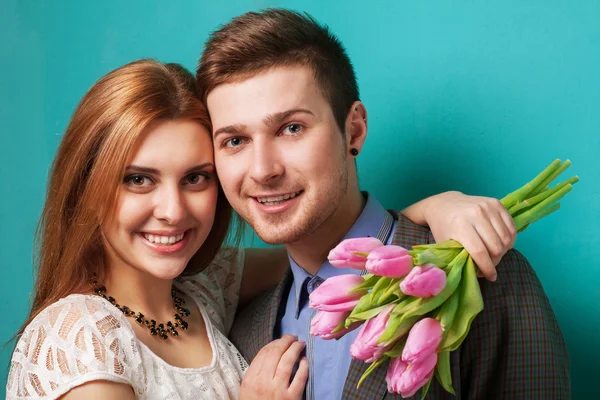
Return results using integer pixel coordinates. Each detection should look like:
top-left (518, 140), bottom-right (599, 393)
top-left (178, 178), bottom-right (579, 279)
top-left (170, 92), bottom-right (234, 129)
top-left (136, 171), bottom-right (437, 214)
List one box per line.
top-left (143, 232), bottom-right (185, 245)
top-left (257, 191), bottom-right (301, 203)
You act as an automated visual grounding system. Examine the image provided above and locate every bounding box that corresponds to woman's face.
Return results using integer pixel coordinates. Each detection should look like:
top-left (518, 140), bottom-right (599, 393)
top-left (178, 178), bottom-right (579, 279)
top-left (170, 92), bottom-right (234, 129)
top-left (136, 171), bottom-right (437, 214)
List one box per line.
top-left (102, 119), bottom-right (218, 280)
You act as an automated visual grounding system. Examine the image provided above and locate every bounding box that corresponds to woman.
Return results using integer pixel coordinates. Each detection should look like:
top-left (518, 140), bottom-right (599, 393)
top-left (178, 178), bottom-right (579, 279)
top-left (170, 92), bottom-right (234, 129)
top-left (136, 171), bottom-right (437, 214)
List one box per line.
top-left (6, 60), bottom-right (514, 399)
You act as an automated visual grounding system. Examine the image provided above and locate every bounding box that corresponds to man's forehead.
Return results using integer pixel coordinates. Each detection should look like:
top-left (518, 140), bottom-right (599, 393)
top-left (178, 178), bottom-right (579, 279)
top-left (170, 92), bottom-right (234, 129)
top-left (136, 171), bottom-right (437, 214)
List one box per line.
top-left (206, 66), bottom-right (329, 127)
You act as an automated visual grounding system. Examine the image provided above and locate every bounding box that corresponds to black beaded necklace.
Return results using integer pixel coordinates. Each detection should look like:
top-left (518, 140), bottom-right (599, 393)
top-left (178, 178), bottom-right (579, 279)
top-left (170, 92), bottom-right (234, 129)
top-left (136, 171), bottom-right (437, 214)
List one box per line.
top-left (92, 275), bottom-right (191, 340)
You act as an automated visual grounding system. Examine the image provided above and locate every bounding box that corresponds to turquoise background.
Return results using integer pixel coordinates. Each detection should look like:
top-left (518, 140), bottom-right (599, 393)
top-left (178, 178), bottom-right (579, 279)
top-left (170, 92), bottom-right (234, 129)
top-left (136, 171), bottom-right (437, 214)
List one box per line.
top-left (1, 0), bottom-right (598, 397)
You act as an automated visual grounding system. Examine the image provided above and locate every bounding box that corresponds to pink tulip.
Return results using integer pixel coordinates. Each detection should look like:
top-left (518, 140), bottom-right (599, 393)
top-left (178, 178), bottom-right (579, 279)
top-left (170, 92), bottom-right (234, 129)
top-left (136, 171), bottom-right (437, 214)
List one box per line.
top-left (402, 318), bottom-right (443, 364)
top-left (386, 353), bottom-right (438, 397)
top-left (349, 304), bottom-right (395, 363)
top-left (328, 237), bottom-right (384, 269)
top-left (310, 310), bottom-right (361, 340)
top-left (399, 264), bottom-right (447, 298)
top-left (309, 274), bottom-right (366, 312)
top-left (365, 245), bottom-right (414, 278)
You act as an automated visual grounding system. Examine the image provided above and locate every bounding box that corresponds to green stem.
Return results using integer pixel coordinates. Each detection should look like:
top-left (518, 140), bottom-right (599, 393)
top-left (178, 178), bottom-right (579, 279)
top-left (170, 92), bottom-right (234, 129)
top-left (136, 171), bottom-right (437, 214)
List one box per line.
top-left (528, 203), bottom-right (561, 225)
top-left (513, 184), bottom-right (572, 230)
top-left (500, 159), bottom-right (561, 209)
top-left (508, 176), bottom-right (579, 217)
top-left (527, 159), bottom-right (571, 198)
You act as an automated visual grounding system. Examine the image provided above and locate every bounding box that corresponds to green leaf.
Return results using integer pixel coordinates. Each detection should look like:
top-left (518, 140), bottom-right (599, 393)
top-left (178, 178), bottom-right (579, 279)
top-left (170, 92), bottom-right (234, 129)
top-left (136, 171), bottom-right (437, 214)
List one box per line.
top-left (370, 277), bottom-right (393, 299)
top-left (357, 356), bottom-right (388, 388)
top-left (391, 297), bottom-right (421, 316)
top-left (378, 314), bottom-right (421, 345)
top-left (412, 239), bottom-right (464, 250)
top-left (345, 303), bottom-right (392, 324)
top-left (348, 274), bottom-right (380, 294)
top-left (396, 251), bottom-right (467, 324)
top-left (378, 250), bottom-right (468, 345)
top-left (410, 247), bottom-right (463, 268)
top-left (371, 278), bottom-right (400, 305)
top-left (420, 377), bottom-right (433, 400)
top-left (440, 256), bottom-right (484, 352)
top-left (383, 338), bottom-right (407, 358)
top-left (437, 290), bottom-right (459, 334)
top-left (435, 351), bottom-right (455, 395)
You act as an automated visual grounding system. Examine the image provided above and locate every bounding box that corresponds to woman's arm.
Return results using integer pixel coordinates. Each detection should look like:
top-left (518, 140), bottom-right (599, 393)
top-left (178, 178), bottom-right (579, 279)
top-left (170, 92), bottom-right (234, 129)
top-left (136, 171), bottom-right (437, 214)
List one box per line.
top-left (239, 191), bottom-right (516, 304)
top-left (60, 381), bottom-right (136, 400)
top-left (402, 191), bottom-right (516, 281)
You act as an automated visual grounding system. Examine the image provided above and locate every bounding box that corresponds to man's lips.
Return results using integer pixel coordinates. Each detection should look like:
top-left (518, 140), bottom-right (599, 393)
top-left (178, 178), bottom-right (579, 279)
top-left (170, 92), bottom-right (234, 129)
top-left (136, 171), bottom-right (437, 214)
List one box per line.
top-left (252, 190), bottom-right (303, 204)
top-left (249, 190), bottom-right (304, 214)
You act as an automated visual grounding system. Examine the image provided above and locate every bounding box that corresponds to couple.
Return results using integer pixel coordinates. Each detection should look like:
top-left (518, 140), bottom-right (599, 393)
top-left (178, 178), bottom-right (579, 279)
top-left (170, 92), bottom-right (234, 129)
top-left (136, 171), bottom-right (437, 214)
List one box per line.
top-left (7, 8), bottom-right (569, 400)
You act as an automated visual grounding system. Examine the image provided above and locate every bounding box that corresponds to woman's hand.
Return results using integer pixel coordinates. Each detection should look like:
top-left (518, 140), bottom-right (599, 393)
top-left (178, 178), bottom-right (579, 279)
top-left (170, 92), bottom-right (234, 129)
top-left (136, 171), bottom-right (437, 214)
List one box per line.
top-left (402, 191), bottom-right (516, 281)
top-left (240, 335), bottom-right (309, 400)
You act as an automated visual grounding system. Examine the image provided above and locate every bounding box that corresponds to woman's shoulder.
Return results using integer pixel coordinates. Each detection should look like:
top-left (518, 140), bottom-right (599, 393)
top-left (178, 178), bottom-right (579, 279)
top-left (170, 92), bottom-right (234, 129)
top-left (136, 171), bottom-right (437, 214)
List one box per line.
top-left (20, 294), bottom-right (131, 342)
top-left (7, 295), bottom-right (140, 399)
top-left (176, 246), bottom-right (245, 334)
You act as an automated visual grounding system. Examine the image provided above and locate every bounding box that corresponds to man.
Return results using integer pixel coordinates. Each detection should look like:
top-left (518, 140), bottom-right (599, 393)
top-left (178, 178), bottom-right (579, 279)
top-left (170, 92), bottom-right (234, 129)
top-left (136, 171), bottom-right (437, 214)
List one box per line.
top-left (197, 9), bottom-right (570, 399)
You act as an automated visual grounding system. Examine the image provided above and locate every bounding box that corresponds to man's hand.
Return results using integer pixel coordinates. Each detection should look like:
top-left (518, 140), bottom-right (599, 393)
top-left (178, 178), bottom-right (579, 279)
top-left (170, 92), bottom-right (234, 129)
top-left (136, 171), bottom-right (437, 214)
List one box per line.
top-left (402, 191), bottom-right (516, 281)
top-left (240, 335), bottom-right (308, 400)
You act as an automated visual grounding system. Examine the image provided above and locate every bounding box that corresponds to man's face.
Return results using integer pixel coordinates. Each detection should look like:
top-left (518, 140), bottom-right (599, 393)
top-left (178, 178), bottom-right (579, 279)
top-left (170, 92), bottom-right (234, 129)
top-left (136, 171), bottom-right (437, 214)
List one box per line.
top-left (207, 66), bottom-right (351, 244)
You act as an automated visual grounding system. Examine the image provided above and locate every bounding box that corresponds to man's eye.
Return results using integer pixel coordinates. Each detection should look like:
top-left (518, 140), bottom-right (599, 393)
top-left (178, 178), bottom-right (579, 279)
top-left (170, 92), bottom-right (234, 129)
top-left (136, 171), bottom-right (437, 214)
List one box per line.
top-left (124, 174), bottom-right (151, 187)
top-left (224, 137), bottom-right (244, 148)
top-left (282, 123), bottom-right (303, 136)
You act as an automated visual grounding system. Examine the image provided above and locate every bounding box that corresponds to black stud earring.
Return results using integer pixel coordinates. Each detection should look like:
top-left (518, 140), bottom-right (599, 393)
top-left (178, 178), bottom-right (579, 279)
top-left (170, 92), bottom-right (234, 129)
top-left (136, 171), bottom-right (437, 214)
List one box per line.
top-left (350, 148), bottom-right (359, 156)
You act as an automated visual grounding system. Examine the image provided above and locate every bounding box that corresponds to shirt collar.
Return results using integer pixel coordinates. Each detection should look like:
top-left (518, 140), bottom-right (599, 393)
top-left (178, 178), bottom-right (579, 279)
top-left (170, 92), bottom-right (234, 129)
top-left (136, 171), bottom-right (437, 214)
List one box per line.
top-left (287, 192), bottom-right (389, 317)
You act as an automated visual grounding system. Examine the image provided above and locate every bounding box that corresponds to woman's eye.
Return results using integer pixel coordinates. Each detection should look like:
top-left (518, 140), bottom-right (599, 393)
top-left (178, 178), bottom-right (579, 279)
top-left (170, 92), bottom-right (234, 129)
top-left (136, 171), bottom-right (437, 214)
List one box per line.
top-left (124, 174), bottom-right (151, 187)
top-left (185, 173), bottom-right (207, 185)
top-left (282, 123), bottom-right (303, 136)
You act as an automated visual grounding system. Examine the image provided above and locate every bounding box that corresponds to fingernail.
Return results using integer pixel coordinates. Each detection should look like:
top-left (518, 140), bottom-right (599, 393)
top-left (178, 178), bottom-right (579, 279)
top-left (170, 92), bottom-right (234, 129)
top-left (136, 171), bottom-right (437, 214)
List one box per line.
top-left (289, 334), bottom-right (298, 340)
top-left (490, 274), bottom-right (497, 282)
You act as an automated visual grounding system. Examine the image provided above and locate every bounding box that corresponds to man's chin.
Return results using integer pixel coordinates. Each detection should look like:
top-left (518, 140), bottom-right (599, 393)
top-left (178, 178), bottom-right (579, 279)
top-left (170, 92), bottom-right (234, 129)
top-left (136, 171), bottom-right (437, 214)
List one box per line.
top-left (252, 223), bottom-right (303, 245)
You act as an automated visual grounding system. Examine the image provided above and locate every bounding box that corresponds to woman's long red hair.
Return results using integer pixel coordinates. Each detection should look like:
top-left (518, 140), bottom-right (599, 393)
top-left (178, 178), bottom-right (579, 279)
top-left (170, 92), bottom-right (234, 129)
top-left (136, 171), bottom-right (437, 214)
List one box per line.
top-left (16, 60), bottom-right (233, 338)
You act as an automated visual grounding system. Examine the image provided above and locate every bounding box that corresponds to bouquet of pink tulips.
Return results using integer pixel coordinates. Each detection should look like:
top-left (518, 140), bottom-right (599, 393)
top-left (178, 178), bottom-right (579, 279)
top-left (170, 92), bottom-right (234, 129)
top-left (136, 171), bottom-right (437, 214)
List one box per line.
top-left (309, 160), bottom-right (578, 398)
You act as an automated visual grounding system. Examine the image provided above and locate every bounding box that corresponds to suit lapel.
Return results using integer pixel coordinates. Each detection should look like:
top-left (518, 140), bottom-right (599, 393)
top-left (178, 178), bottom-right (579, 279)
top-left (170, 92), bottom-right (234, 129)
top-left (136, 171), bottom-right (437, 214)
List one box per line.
top-left (251, 267), bottom-right (293, 354)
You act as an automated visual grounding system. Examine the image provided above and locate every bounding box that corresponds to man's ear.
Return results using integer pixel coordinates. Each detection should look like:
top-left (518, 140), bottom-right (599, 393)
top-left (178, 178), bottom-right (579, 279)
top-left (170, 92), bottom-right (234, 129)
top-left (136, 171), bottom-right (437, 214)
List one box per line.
top-left (344, 101), bottom-right (367, 156)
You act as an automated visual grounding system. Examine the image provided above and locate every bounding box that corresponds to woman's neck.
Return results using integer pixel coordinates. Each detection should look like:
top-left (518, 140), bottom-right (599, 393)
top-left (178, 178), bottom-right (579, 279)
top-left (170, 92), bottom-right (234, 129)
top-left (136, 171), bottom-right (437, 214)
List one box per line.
top-left (102, 259), bottom-right (177, 321)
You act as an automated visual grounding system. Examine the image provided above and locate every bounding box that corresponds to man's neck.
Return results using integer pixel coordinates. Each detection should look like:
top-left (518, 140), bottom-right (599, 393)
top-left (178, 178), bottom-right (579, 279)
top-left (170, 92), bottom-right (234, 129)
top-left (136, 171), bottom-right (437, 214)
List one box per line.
top-left (285, 190), bottom-right (366, 275)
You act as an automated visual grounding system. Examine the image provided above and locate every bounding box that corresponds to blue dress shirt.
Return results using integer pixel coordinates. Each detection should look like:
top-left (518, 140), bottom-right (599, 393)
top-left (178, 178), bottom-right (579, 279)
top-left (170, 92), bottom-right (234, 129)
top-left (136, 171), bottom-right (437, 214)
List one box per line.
top-left (276, 194), bottom-right (397, 399)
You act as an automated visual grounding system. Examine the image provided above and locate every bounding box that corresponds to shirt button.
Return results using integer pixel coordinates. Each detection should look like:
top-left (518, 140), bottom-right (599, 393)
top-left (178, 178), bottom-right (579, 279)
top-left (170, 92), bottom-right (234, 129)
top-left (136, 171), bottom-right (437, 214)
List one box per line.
top-left (307, 276), bottom-right (324, 294)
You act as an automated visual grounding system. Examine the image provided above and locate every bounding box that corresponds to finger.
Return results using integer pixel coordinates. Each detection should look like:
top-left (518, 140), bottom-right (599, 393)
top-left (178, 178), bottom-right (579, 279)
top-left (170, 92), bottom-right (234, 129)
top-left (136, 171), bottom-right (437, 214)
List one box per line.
top-left (288, 357), bottom-right (309, 398)
top-left (461, 225), bottom-right (497, 281)
top-left (275, 340), bottom-right (306, 382)
top-left (488, 211), bottom-right (514, 254)
top-left (498, 206), bottom-right (517, 243)
top-left (244, 343), bottom-right (274, 381)
top-left (261, 335), bottom-right (298, 378)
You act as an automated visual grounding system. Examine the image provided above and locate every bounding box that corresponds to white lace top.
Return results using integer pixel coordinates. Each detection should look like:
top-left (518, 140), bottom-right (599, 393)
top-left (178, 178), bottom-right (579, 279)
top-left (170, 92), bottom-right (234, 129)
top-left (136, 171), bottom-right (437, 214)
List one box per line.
top-left (6, 248), bottom-right (249, 400)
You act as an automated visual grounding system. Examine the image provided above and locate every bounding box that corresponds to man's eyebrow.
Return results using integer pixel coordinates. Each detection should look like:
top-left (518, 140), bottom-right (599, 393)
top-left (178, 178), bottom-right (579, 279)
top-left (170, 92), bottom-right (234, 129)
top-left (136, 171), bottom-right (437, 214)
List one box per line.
top-left (264, 108), bottom-right (315, 125)
top-left (212, 109), bottom-right (314, 138)
top-left (213, 124), bottom-right (247, 138)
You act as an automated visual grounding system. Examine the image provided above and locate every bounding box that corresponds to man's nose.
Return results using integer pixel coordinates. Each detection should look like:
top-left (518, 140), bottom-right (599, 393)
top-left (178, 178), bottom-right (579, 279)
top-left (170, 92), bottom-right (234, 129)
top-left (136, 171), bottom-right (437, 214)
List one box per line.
top-left (249, 141), bottom-right (284, 184)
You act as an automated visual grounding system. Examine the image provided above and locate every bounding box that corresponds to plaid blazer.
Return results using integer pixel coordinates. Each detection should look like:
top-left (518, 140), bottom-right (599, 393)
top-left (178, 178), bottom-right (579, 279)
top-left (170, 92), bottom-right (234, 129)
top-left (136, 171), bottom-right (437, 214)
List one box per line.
top-left (229, 213), bottom-right (571, 399)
